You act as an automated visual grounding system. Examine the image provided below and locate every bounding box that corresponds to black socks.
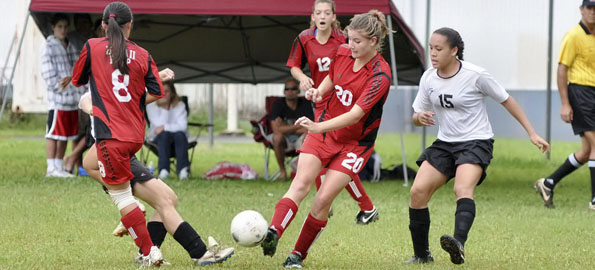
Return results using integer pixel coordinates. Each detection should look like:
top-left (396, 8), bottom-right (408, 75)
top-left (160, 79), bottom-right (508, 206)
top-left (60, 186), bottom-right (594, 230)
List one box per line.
top-left (173, 221), bottom-right (207, 259)
top-left (409, 207), bottom-right (431, 257)
top-left (453, 198), bottom-right (476, 247)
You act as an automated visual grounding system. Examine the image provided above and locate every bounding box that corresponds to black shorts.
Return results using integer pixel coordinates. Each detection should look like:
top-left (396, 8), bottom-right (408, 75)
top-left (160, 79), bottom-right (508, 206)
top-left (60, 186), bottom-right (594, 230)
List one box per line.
top-left (568, 83), bottom-right (595, 135)
top-left (416, 139), bottom-right (494, 185)
top-left (102, 156), bottom-right (155, 194)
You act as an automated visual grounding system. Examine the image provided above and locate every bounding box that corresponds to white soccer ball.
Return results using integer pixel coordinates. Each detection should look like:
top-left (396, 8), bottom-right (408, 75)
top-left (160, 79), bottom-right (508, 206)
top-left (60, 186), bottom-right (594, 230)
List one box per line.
top-left (230, 210), bottom-right (269, 247)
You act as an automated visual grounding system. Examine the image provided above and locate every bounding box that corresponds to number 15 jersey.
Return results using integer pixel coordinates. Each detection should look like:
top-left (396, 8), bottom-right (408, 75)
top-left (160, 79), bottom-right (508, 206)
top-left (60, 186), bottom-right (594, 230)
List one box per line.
top-left (72, 38), bottom-right (163, 143)
top-left (412, 61), bottom-right (509, 142)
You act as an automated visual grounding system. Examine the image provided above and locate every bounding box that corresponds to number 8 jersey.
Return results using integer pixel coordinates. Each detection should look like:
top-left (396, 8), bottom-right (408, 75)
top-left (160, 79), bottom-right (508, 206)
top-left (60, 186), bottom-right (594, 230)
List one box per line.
top-left (412, 61), bottom-right (509, 142)
top-left (72, 38), bottom-right (164, 143)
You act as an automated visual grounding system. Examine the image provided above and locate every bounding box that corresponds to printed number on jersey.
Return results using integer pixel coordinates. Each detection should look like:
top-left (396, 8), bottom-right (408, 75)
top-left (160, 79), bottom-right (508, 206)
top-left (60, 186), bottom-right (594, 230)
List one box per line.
top-left (342, 152), bottom-right (364, 173)
top-left (335, 85), bottom-right (353, 106)
top-left (316, 57), bottom-right (331, 72)
top-left (438, 94), bottom-right (454, 108)
top-left (112, 70), bottom-right (131, 102)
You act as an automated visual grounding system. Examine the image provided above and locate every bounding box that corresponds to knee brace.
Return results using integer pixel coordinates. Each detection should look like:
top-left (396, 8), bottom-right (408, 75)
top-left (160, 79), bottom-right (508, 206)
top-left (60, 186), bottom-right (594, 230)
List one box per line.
top-left (108, 186), bottom-right (137, 211)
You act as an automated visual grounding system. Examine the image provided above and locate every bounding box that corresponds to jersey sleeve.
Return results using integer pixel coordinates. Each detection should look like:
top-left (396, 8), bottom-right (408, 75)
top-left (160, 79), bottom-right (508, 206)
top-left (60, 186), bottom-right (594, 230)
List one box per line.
top-left (558, 32), bottom-right (576, 67)
top-left (145, 54), bottom-right (164, 98)
top-left (412, 70), bottom-right (432, 112)
top-left (476, 71), bottom-right (509, 103)
top-left (72, 42), bottom-right (91, 87)
top-left (355, 72), bottom-right (391, 114)
top-left (286, 37), bottom-right (305, 68)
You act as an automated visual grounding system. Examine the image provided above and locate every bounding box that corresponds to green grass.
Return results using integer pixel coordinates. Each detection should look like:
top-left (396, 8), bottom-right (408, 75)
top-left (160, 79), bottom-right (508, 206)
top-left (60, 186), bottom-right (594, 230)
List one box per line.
top-left (0, 121), bottom-right (593, 269)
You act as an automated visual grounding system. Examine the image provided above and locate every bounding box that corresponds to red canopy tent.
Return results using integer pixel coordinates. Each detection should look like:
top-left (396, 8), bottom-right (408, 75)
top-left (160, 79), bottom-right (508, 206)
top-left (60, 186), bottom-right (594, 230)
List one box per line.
top-left (29, 0), bottom-right (425, 85)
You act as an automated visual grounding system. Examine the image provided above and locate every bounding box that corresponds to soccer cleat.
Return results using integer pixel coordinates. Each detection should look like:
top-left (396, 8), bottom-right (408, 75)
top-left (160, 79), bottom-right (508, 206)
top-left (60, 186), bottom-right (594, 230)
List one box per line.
top-left (193, 236), bottom-right (234, 265)
top-left (404, 253), bottom-right (434, 264)
top-left (283, 253), bottom-right (303, 269)
top-left (139, 246), bottom-right (164, 268)
top-left (356, 206), bottom-right (379, 225)
top-left (261, 228), bottom-right (279, 256)
top-left (135, 253), bottom-right (170, 266)
top-left (440, 235), bottom-right (465, 265)
top-left (112, 222), bottom-right (128, 237)
top-left (589, 201), bottom-right (595, 211)
top-left (534, 178), bottom-right (555, 208)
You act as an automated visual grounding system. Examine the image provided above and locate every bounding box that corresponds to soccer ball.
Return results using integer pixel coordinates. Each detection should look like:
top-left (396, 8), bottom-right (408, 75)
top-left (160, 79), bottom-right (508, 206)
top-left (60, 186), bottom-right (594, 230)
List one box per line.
top-left (230, 210), bottom-right (268, 247)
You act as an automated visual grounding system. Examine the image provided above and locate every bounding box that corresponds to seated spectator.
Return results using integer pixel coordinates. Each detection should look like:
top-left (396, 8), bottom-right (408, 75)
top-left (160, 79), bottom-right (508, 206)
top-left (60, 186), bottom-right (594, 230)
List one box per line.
top-left (270, 78), bottom-right (314, 179)
top-left (146, 81), bottom-right (190, 180)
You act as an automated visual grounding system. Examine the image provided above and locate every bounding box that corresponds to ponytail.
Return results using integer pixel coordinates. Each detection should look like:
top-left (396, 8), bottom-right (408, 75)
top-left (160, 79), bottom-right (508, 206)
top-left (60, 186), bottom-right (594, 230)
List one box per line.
top-left (103, 2), bottom-right (133, 74)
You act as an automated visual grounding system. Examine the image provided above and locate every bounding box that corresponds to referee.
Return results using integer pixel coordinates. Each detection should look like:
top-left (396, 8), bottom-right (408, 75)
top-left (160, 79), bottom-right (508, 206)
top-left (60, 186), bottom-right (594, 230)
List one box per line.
top-left (534, 0), bottom-right (595, 210)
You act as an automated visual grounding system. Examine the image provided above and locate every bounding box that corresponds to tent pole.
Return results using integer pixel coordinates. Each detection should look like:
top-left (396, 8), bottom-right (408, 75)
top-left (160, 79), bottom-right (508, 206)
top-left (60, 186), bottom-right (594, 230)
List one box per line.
top-left (208, 83), bottom-right (214, 148)
top-left (545, 0), bottom-right (553, 160)
top-left (387, 14), bottom-right (409, 187)
top-left (0, 12), bottom-right (29, 123)
top-left (421, 0), bottom-right (431, 151)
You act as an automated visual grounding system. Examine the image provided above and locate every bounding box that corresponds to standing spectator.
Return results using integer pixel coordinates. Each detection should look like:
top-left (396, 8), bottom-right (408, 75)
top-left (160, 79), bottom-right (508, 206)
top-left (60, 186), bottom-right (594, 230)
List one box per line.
top-left (535, 0), bottom-right (595, 210)
top-left (146, 81), bottom-right (190, 180)
top-left (269, 78), bottom-right (314, 179)
top-left (41, 13), bottom-right (85, 177)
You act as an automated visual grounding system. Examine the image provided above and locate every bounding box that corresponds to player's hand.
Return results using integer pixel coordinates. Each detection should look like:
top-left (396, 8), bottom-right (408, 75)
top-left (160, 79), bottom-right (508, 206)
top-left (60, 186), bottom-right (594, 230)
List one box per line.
top-left (560, 104), bottom-right (573, 123)
top-left (60, 76), bottom-right (72, 91)
top-left (299, 77), bottom-right (314, 92)
top-left (159, 68), bottom-right (175, 82)
top-left (530, 134), bottom-right (550, 153)
top-left (305, 88), bottom-right (322, 103)
top-left (417, 111), bottom-right (436, 126)
top-left (295, 116), bottom-right (320, 133)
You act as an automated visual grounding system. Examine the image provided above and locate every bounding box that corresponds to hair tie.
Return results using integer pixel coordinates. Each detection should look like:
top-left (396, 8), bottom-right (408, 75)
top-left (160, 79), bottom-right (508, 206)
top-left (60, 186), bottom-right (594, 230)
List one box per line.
top-left (109, 14), bottom-right (116, 18)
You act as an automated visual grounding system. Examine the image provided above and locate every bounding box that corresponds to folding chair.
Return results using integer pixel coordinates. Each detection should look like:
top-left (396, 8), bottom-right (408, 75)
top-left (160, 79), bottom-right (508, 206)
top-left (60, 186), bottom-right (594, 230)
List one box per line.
top-left (140, 96), bottom-right (212, 176)
top-left (250, 96), bottom-right (300, 181)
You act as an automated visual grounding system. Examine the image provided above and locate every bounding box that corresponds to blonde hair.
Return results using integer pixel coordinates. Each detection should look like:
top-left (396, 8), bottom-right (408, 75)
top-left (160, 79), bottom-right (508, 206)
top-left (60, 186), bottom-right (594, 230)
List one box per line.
top-left (309, 0), bottom-right (341, 29)
top-left (345, 10), bottom-right (390, 52)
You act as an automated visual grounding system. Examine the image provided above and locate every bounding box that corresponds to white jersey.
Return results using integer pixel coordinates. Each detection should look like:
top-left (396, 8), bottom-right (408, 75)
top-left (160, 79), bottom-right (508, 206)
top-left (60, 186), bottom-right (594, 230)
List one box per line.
top-left (412, 61), bottom-right (509, 142)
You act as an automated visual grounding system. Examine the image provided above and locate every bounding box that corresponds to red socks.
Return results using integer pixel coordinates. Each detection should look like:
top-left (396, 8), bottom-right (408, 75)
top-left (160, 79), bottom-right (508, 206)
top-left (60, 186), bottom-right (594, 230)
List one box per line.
top-left (345, 175), bottom-right (374, 211)
top-left (292, 213), bottom-right (327, 260)
top-left (121, 206), bottom-right (154, 256)
top-left (270, 197), bottom-right (298, 239)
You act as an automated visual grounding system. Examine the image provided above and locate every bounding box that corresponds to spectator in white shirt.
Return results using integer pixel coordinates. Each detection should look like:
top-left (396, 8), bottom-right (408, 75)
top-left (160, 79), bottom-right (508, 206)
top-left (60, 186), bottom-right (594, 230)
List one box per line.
top-left (146, 81), bottom-right (189, 180)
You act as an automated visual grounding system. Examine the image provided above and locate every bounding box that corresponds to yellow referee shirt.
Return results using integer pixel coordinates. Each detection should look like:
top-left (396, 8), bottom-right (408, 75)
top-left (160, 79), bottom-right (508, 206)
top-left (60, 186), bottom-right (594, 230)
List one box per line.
top-left (559, 22), bottom-right (595, 87)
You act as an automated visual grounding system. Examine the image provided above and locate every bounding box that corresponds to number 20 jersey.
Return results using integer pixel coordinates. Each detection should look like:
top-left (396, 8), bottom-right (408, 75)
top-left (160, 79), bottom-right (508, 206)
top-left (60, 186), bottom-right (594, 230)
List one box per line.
top-left (325, 45), bottom-right (391, 147)
top-left (72, 38), bottom-right (164, 143)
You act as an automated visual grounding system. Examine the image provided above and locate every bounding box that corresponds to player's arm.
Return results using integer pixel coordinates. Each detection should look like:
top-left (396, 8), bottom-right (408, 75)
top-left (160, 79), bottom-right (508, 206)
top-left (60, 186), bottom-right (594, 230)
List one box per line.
top-left (72, 42), bottom-right (91, 87)
top-left (144, 55), bottom-right (164, 104)
top-left (305, 75), bottom-right (333, 103)
top-left (290, 67), bottom-right (314, 92)
top-left (501, 96), bottom-right (550, 153)
top-left (557, 64), bottom-right (572, 123)
top-left (295, 105), bottom-right (364, 133)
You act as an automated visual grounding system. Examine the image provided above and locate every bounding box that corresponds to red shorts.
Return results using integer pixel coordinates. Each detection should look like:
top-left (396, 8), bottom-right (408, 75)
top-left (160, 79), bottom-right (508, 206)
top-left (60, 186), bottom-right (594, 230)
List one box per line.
top-left (96, 139), bottom-right (143, 185)
top-left (299, 133), bottom-right (374, 179)
top-left (45, 109), bottom-right (78, 141)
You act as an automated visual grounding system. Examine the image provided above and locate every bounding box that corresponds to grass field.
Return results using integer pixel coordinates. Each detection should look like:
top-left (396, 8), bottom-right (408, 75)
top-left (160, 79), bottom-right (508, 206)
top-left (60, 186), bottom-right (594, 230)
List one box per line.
top-left (0, 120), bottom-right (593, 269)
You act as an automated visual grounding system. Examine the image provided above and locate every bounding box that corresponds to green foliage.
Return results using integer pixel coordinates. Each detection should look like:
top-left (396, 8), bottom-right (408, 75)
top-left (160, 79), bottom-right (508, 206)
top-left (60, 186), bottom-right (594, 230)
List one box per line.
top-left (0, 133), bottom-right (592, 269)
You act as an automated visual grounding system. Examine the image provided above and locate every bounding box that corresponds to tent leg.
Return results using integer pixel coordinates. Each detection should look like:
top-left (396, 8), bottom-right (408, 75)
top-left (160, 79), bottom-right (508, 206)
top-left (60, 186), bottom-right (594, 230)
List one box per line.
top-left (0, 12), bottom-right (29, 123)
top-left (208, 83), bottom-right (214, 148)
top-left (386, 14), bottom-right (409, 186)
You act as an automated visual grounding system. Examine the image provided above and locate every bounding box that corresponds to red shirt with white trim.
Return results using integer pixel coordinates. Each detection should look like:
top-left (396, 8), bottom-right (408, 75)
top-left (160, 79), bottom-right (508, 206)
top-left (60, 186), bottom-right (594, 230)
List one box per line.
top-left (325, 45), bottom-right (391, 146)
top-left (72, 38), bottom-right (164, 143)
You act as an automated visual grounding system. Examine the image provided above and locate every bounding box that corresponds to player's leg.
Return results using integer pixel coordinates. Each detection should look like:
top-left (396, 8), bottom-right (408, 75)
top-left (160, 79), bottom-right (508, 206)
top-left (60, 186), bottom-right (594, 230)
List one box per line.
top-left (582, 131), bottom-right (595, 210)
top-left (345, 174), bottom-right (378, 225)
top-left (406, 161), bottom-right (447, 264)
top-left (261, 152), bottom-right (322, 257)
top-left (285, 169), bottom-right (351, 267)
top-left (535, 136), bottom-right (589, 208)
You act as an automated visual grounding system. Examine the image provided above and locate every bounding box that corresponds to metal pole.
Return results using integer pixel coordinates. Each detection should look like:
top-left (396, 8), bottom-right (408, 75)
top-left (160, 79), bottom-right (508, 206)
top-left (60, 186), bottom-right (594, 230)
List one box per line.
top-left (387, 14), bottom-right (409, 187)
top-left (208, 83), bottom-right (214, 148)
top-left (545, 0), bottom-right (554, 160)
top-left (0, 13), bottom-right (29, 123)
top-left (421, 0), bottom-right (431, 151)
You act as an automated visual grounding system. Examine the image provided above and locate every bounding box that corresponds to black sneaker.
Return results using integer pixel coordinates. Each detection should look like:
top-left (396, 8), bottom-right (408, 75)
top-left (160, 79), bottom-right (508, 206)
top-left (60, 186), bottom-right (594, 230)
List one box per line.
top-left (534, 178), bottom-right (555, 208)
top-left (261, 228), bottom-right (279, 257)
top-left (356, 207), bottom-right (379, 225)
top-left (440, 235), bottom-right (465, 265)
top-left (283, 253), bottom-right (303, 269)
top-left (404, 253), bottom-right (434, 264)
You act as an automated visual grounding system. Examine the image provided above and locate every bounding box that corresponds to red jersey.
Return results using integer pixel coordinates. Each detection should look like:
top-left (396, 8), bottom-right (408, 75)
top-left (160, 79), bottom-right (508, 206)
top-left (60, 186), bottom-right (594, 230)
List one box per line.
top-left (286, 27), bottom-right (346, 120)
top-left (326, 45), bottom-right (391, 146)
top-left (72, 38), bottom-right (163, 143)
